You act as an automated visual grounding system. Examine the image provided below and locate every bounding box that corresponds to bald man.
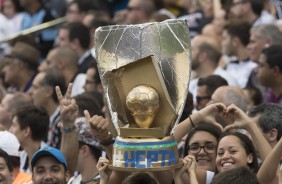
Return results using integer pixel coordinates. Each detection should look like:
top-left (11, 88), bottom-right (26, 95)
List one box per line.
top-left (39, 47), bottom-right (85, 96)
top-left (208, 86), bottom-right (248, 127)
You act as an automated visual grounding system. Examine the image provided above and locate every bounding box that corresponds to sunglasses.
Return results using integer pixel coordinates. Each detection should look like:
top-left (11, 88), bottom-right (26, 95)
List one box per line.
top-left (196, 96), bottom-right (211, 103)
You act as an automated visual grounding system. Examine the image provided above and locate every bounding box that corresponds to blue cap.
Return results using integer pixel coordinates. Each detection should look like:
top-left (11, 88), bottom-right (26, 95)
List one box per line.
top-left (31, 146), bottom-right (67, 169)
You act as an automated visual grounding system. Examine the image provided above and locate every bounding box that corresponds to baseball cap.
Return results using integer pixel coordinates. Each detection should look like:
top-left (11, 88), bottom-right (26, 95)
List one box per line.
top-left (75, 117), bottom-right (102, 149)
top-left (31, 146), bottom-right (67, 169)
top-left (0, 131), bottom-right (20, 157)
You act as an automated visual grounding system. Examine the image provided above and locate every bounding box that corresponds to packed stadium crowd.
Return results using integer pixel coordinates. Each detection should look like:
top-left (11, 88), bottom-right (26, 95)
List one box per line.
top-left (0, 0), bottom-right (282, 183)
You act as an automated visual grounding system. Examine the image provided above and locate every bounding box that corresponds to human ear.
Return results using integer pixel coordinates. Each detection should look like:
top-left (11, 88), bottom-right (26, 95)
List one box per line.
top-left (65, 170), bottom-right (70, 182)
top-left (266, 128), bottom-right (278, 142)
top-left (247, 153), bottom-right (253, 164)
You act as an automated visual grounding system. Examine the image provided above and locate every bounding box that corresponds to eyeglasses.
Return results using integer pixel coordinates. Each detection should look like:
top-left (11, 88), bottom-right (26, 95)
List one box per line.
top-left (188, 143), bottom-right (216, 154)
top-left (196, 96), bottom-right (211, 103)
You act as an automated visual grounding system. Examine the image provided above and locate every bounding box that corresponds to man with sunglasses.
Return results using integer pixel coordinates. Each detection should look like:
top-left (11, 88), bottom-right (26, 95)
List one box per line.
top-left (196, 75), bottom-right (228, 110)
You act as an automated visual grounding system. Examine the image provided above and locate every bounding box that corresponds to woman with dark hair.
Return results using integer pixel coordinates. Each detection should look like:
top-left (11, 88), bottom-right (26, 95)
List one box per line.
top-left (183, 122), bottom-right (222, 172)
top-left (216, 132), bottom-right (259, 173)
top-left (175, 131), bottom-right (259, 184)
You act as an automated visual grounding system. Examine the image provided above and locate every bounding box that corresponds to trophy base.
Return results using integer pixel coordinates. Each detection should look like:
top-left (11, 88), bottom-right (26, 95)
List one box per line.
top-left (108, 159), bottom-right (183, 172)
top-left (111, 135), bottom-right (180, 171)
top-left (120, 127), bottom-right (166, 138)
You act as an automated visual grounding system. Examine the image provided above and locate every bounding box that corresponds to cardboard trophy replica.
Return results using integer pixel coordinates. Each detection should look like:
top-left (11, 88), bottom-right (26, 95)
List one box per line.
top-left (94, 19), bottom-right (191, 171)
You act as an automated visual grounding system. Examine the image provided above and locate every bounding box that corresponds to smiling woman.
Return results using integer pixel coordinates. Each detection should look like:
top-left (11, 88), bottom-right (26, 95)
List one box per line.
top-left (216, 132), bottom-right (259, 173)
top-left (184, 122), bottom-right (222, 172)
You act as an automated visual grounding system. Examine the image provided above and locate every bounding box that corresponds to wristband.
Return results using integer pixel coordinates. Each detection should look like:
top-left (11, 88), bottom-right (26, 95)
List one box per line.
top-left (98, 135), bottom-right (115, 146)
top-left (189, 116), bottom-right (195, 128)
top-left (62, 125), bottom-right (77, 133)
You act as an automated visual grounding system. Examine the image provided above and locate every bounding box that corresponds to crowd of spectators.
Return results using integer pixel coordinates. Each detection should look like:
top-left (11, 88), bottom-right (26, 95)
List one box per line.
top-left (0, 0), bottom-right (282, 183)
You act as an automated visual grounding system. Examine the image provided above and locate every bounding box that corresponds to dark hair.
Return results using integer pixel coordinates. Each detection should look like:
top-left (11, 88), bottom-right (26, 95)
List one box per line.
top-left (88, 63), bottom-right (101, 85)
top-left (0, 148), bottom-right (13, 172)
top-left (9, 156), bottom-right (20, 168)
top-left (69, 0), bottom-right (94, 13)
top-left (14, 105), bottom-right (49, 141)
top-left (198, 43), bottom-right (221, 64)
top-left (218, 132), bottom-right (259, 173)
top-left (41, 68), bottom-right (66, 103)
top-left (243, 86), bottom-right (262, 106)
top-left (179, 92), bottom-right (193, 122)
top-left (122, 172), bottom-right (158, 184)
top-left (1, 0), bottom-right (24, 12)
top-left (248, 103), bottom-right (282, 141)
top-left (74, 92), bottom-right (103, 117)
top-left (261, 45), bottom-right (282, 72)
top-left (61, 22), bottom-right (90, 50)
top-left (211, 166), bottom-right (259, 184)
top-left (78, 141), bottom-right (102, 161)
top-left (90, 19), bottom-right (111, 30)
top-left (198, 75), bottom-right (228, 96)
top-left (224, 19), bottom-right (251, 46)
top-left (183, 122), bottom-right (222, 157)
top-left (246, 0), bottom-right (263, 16)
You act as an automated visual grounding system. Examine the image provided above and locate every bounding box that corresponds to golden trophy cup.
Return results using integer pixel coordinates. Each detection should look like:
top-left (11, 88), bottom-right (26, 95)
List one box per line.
top-left (126, 85), bottom-right (160, 129)
top-left (94, 19), bottom-right (191, 171)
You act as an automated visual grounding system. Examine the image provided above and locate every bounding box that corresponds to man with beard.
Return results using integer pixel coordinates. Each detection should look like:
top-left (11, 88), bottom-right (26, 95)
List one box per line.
top-left (31, 146), bottom-right (70, 184)
top-left (255, 45), bottom-right (282, 105)
top-left (221, 19), bottom-right (257, 88)
top-left (189, 35), bottom-right (237, 104)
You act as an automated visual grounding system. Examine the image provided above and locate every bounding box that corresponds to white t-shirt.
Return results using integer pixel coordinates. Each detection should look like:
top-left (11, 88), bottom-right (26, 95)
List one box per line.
top-left (225, 60), bottom-right (257, 88)
top-left (206, 170), bottom-right (215, 184)
top-left (71, 73), bottom-right (86, 97)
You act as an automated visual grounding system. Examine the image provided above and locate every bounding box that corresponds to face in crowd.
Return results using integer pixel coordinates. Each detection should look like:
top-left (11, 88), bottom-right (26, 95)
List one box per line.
top-left (0, 149), bottom-right (13, 184)
top-left (32, 156), bottom-right (69, 184)
top-left (186, 125), bottom-right (219, 172)
top-left (216, 133), bottom-right (257, 173)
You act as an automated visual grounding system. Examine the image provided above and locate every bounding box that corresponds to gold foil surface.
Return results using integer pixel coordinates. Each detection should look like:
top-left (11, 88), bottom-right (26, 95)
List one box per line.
top-left (94, 19), bottom-right (191, 135)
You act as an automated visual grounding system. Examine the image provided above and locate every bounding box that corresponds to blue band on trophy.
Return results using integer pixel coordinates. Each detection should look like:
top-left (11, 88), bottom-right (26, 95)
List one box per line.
top-left (114, 140), bottom-right (177, 150)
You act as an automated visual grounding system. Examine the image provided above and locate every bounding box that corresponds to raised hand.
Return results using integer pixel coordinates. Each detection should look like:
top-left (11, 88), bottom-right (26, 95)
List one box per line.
top-left (97, 157), bottom-right (112, 183)
top-left (84, 110), bottom-right (112, 142)
top-left (174, 155), bottom-right (198, 184)
top-left (174, 103), bottom-right (225, 142)
top-left (224, 104), bottom-right (254, 132)
top-left (196, 103), bottom-right (226, 131)
top-left (55, 83), bottom-right (78, 127)
top-left (198, 103), bottom-right (226, 120)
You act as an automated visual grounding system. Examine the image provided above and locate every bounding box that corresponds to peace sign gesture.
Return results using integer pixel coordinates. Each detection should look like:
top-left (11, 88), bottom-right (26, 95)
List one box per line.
top-left (55, 83), bottom-right (78, 127)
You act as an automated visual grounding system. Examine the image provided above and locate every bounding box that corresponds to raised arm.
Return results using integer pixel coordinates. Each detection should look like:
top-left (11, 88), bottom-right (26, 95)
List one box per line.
top-left (56, 83), bottom-right (79, 175)
top-left (85, 110), bottom-right (114, 159)
top-left (257, 138), bottom-right (282, 184)
top-left (224, 104), bottom-right (272, 161)
top-left (174, 103), bottom-right (225, 142)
